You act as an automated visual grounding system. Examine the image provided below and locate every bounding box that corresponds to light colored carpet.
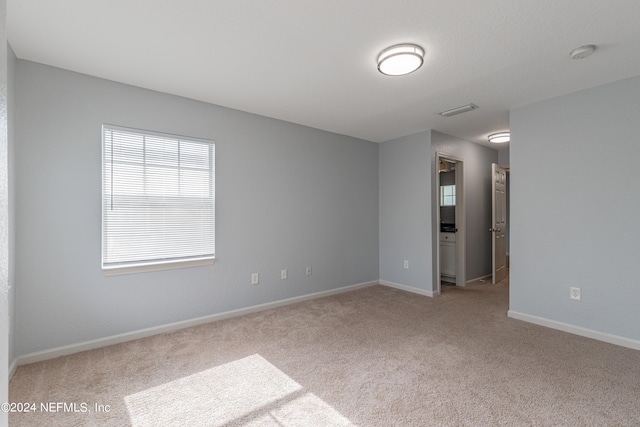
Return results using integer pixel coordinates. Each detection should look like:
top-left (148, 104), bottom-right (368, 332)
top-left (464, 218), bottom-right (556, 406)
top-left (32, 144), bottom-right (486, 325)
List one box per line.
top-left (9, 278), bottom-right (640, 426)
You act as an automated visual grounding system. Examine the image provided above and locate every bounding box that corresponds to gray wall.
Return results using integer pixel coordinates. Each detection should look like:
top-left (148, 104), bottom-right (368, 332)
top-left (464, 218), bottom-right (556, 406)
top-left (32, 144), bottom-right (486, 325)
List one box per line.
top-left (15, 60), bottom-right (379, 356)
top-left (0, 0), bottom-right (9, 417)
top-left (498, 147), bottom-right (509, 166)
top-left (510, 74), bottom-right (640, 341)
top-left (7, 44), bottom-right (14, 367)
top-left (378, 130), bottom-right (498, 294)
top-left (379, 131), bottom-right (433, 292)
top-left (431, 131), bottom-right (498, 283)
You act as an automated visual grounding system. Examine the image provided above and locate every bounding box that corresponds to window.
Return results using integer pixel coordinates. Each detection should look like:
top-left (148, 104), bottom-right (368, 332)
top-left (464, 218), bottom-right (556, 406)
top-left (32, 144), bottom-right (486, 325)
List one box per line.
top-left (102, 124), bottom-right (215, 275)
top-left (440, 185), bottom-right (456, 206)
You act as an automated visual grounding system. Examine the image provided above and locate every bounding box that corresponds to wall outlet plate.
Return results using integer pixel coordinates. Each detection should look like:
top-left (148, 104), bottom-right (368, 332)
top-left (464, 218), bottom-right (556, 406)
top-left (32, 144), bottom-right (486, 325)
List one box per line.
top-left (281, 269), bottom-right (287, 280)
top-left (570, 287), bottom-right (581, 301)
top-left (251, 273), bottom-right (259, 285)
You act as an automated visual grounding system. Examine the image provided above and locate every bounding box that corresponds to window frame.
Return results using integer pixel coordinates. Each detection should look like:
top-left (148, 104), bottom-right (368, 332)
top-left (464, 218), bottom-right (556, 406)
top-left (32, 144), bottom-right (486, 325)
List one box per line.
top-left (440, 184), bottom-right (456, 207)
top-left (101, 124), bottom-right (215, 276)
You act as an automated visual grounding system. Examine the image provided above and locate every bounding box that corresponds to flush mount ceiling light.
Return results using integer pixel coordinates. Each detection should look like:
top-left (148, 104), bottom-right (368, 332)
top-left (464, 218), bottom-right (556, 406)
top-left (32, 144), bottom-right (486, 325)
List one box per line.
top-left (488, 132), bottom-right (510, 144)
top-left (439, 103), bottom-right (479, 117)
top-left (377, 43), bottom-right (424, 76)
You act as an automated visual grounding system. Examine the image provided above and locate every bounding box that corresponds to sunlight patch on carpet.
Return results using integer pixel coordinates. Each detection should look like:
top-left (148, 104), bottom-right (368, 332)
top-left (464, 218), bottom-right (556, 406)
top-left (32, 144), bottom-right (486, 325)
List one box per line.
top-left (124, 354), bottom-right (354, 426)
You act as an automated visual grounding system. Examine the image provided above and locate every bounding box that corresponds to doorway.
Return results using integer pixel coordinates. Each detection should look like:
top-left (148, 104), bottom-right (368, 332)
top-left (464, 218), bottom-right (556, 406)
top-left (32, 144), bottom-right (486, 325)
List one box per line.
top-left (435, 153), bottom-right (466, 294)
top-left (491, 164), bottom-right (510, 284)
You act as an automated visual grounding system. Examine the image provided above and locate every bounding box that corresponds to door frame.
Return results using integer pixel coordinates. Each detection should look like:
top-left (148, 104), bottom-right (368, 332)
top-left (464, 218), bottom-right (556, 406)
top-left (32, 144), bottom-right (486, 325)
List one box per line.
top-left (491, 164), bottom-right (509, 284)
top-left (435, 153), bottom-right (466, 294)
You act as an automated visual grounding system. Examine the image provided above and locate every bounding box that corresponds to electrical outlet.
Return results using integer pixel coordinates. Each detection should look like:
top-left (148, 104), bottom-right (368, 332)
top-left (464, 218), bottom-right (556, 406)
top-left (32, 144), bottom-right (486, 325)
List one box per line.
top-left (281, 269), bottom-right (287, 280)
top-left (403, 260), bottom-right (409, 269)
top-left (305, 266), bottom-right (312, 276)
top-left (251, 273), bottom-right (259, 285)
top-left (570, 287), bottom-right (581, 301)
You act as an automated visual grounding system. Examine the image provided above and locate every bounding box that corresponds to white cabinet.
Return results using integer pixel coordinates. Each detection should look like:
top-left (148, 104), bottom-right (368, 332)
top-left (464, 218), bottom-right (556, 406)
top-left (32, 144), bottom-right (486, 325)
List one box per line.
top-left (440, 232), bottom-right (456, 280)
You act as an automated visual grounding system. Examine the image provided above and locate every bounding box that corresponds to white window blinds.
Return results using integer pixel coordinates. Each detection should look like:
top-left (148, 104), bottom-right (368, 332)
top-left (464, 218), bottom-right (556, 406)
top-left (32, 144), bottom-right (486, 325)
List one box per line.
top-left (102, 125), bottom-right (215, 273)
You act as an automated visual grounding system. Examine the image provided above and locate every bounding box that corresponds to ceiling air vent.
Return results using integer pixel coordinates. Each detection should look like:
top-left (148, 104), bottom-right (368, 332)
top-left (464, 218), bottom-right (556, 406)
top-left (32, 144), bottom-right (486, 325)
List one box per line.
top-left (439, 103), bottom-right (479, 117)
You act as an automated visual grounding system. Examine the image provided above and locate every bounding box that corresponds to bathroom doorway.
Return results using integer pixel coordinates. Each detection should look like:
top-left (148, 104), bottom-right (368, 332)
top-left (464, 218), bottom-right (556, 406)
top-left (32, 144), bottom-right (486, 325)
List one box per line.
top-left (435, 153), bottom-right (466, 294)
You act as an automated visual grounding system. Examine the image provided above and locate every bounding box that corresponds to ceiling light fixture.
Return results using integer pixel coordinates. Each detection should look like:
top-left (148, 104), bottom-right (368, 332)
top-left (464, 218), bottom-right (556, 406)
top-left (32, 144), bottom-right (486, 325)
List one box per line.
top-left (439, 103), bottom-right (479, 117)
top-left (488, 132), bottom-right (510, 144)
top-left (377, 44), bottom-right (424, 76)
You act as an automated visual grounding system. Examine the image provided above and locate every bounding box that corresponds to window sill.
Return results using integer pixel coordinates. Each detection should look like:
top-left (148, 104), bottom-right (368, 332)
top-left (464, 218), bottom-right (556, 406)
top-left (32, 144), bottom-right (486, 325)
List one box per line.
top-left (103, 257), bottom-right (215, 276)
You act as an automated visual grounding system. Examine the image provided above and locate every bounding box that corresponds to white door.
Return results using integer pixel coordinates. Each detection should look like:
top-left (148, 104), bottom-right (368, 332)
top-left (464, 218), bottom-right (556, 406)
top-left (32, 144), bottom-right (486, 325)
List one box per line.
top-left (491, 164), bottom-right (507, 284)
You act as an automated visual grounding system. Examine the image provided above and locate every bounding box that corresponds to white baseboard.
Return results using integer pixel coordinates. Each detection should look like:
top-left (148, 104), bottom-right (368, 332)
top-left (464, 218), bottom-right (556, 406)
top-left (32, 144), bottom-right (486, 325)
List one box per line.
top-left (466, 274), bottom-right (492, 284)
top-left (380, 280), bottom-right (438, 297)
top-left (13, 280), bottom-right (379, 369)
top-left (508, 310), bottom-right (640, 351)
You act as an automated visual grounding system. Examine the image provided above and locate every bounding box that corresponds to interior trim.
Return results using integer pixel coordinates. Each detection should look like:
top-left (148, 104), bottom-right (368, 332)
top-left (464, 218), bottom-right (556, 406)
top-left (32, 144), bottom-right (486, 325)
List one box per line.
top-left (380, 280), bottom-right (439, 297)
top-left (508, 310), bottom-right (640, 351)
top-left (10, 280), bottom-right (379, 374)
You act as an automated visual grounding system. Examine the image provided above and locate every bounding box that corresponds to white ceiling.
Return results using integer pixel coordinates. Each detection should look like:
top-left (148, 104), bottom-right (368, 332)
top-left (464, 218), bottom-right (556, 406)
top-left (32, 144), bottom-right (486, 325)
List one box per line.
top-left (8, 1), bottom-right (640, 147)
